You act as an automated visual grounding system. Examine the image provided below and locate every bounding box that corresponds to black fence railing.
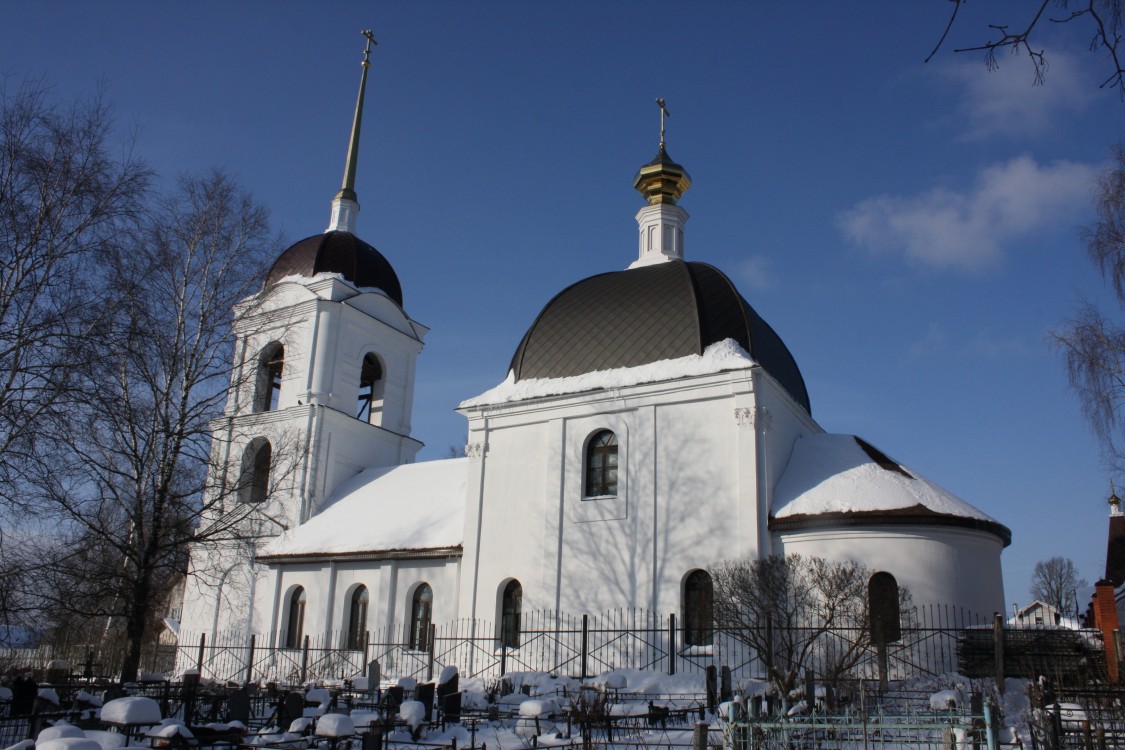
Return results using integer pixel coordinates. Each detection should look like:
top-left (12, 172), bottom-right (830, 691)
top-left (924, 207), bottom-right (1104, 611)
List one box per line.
top-left (1, 606), bottom-right (1106, 688)
top-left (152, 606), bottom-right (1109, 687)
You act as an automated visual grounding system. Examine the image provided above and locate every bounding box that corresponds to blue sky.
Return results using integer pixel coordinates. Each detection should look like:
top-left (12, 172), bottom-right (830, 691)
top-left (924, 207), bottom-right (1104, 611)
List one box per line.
top-left (2, 2), bottom-right (1120, 610)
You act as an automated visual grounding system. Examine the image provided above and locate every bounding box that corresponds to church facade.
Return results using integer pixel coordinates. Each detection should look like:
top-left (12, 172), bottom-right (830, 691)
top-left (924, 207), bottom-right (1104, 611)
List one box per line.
top-left (178, 49), bottom-right (1010, 658)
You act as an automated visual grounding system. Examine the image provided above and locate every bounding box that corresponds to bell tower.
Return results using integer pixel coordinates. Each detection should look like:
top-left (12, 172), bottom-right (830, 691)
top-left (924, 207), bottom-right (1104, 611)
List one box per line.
top-left (221, 28), bottom-right (426, 530)
top-left (180, 30), bottom-right (427, 640)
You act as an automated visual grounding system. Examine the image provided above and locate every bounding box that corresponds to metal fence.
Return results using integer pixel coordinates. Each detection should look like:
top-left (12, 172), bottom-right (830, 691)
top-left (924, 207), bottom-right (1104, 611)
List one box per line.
top-left (0, 640), bottom-right (176, 682)
top-left (1, 604), bottom-right (1105, 688)
top-left (163, 605), bottom-right (1107, 687)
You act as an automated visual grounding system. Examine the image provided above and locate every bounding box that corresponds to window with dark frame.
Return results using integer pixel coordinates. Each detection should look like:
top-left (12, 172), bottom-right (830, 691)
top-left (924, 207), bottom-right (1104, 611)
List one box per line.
top-left (255, 343), bottom-right (284, 413)
top-left (246, 441), bottom-right (271, 504)
top-left (346, 586), bottom-right (369, 651)
top-left (285, 587), bottom-right (306, 649)
top-left (500, 580), bottom-right (522, 649)
top-left (356, 353), bottom-right (383, 422)
top-left (584, 430), bottom-right (619, 497)
top-left (409, 583), bottom-right (433, 651)
top-left (683, 570), bottom-right (714, 647)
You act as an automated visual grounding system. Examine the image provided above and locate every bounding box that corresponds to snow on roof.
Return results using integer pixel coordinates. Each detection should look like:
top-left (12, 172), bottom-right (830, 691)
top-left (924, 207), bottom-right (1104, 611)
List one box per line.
top-left (261, 458), bottom-right (467, 558)
top-left (460, 338), bottom-right (756, 408)
top-left (271, 271), bottom-right (392, 297)
top-left (772, 433), bottom-right (997, 523)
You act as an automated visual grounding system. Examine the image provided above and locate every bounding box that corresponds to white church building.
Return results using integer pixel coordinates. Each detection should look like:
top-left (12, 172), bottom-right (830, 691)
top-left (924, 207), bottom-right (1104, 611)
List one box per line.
top-left (179, 44), bottom-right (1010, 659)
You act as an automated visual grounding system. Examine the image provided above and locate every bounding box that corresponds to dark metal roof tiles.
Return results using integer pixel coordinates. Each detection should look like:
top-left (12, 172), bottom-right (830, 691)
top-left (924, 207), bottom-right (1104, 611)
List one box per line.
top-left (265, 231), bottom-right (403, 307)
top-left (509, 260), bottom-right (810, 413)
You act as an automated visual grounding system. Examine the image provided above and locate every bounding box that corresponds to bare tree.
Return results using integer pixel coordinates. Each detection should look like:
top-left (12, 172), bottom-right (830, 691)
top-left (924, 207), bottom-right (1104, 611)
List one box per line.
top-left (0, 83), bottom-right (148, 502)
top-left (710, 554), bottom-right (877, 696)
top-left (1055, 148), bottom-right (1125, 474)
top-left (0, 82), bottom-right (149, 638)
top-left (28, 171), bottom-right (288, 681)
top-left (927, 0), bottom-right (1125, 95)
top-left (1030, 556), bottom-right (1088, 613)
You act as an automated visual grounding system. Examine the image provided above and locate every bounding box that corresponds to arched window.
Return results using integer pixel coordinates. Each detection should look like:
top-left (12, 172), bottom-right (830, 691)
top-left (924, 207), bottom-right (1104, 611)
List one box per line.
top-left (356, 353), bottom-right (385, 425)
top-left (346, 586), bottom-right (369, 651)
top-left (285, 587), bottom-right (306, 649)
top-left (500, 580), bottom-right (522, 649)
top-left (240, 439), bottom-right (272, 504)
top-left (255, 343), bottom-right (284, 413)
top-left (584, 430), bottom-right (619, 497)
top-left (409, 584), bottom-right (433, 651)
top-left (684, 570), bottom-right (714, 647)
top-left (868, 572), bottom-right (902, 644)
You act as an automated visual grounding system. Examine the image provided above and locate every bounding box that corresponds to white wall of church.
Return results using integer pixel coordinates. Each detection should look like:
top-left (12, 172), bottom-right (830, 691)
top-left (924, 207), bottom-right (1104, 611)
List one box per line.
top-left (775, 526), bottom-right (1006, 618)
top-left (180, 543), bottom-right (268, 641)
top-left (265, 557), bottom-right (460, 647)
top-left (649, 398), bottom-right (741, 615)
top-left (461, 370), bottom-right (802, 622)
top-left (461, 418), bottom-right (549, 624)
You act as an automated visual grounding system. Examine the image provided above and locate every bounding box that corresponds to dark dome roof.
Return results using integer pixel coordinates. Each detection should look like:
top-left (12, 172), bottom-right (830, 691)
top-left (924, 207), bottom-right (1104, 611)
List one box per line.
top-left (265, 231), bottom-right (403, 307)
top-left (509, 260), bottom-right (810, 412)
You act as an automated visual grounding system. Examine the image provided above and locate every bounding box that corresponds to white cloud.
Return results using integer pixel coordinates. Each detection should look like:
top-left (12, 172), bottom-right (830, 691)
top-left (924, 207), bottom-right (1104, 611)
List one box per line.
top-left (838, 156), bottom-right (1099, 272)
top-left (963, 330), bottom-right (1036, 360)
top-left (734, 255), bottom-right (773, 290)
top-left (940, 49), bottom-right (1095, 141)
top-left (909, 323), bottom-right (947, 358)
top-left (908, 323), bottom-right (1036, 362)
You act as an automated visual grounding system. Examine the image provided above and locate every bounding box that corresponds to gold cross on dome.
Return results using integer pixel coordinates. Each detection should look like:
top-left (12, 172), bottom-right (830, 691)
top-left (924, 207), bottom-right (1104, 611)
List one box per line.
top-left (656, 98), bottom-right (670, 149)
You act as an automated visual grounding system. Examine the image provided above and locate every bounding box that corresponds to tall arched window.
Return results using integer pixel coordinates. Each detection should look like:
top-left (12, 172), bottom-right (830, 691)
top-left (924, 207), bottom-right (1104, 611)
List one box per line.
top-left (255, 343), bottom-right (284, 413)
top-left (868, 571), bottom-right (902, 644)
top-left (285, 587), bottom-right (306, 649)
top-left (684, 570), bottom-right (714, 647)
top-left (500, 580), bottom-right (522, 649)
top-left (584, 430), bottom-right (618, 498)
top-left (409, 584), bottom-right (433, 651)
top-left (356, 353), bottom-right (385, 425)
top-left (240, 439), bottom-right (272, 504)
top-left (346, 586), bottom-right (369, 651)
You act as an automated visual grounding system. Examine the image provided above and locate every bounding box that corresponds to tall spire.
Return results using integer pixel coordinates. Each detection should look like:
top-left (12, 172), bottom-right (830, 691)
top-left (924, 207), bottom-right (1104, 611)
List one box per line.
top-left (629, 98), bottom-right (691, 269)
top-left (327, 29), bottom-right (377, 234)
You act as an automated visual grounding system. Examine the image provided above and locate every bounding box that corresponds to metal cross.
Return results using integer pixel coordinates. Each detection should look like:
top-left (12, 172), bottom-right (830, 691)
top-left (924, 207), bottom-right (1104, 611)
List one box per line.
top-left (361, 29), bottom-right (377, 67)
top-left (656, 98), bottom-right (670, 149)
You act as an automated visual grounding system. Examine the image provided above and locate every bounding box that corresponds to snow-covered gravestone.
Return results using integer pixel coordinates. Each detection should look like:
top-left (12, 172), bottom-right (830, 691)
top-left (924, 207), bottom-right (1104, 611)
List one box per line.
top-left (36, 739), bottom-right (102, 750)
top-left (367, 660), bottom-right (380, 700)
top-left (436, 666), bottom-right (460, 724)
top-left (101, 695), bottom-right (162, 740)
top-left (36, 725), bottom-right (85, 743)
top-left (399, 701), bottom-right (426, 740)
top-left (315, 714), bottom-right (354, 738)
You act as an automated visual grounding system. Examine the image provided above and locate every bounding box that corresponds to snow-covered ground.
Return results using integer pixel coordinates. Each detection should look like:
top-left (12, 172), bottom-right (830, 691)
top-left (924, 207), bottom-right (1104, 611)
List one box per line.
top-left (2, 667), bottom-right (1063, 750)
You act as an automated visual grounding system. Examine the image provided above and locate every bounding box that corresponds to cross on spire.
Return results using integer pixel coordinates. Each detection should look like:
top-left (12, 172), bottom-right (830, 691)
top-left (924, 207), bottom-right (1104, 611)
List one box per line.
top-left (328, 29), bottom-right (378, 233)
top-left (656, 98), bottom-right (670, 149)
top-left (361, 29), bottom-right (377, 68)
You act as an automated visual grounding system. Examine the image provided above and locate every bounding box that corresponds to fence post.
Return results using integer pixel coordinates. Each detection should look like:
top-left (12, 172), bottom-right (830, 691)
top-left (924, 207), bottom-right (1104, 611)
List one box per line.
top-left (983, 699), bottom-right (999, 750)
top-left (693, 721), bottom-right (708, 750)
top-left (427, 623), bottom-right (436, 681)
top-left (245, 634), bottom-right (256, 686)
top-left (196, 633), bottom-right (206, 674)
top-left (668, 613), bottom-right (676, 676)
top-left (301, 634), bottom-right (310, 683)
top-left (580, 614), bottom-right (589, 680)
top-left (992, 613), bottom-right (1005, 692)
